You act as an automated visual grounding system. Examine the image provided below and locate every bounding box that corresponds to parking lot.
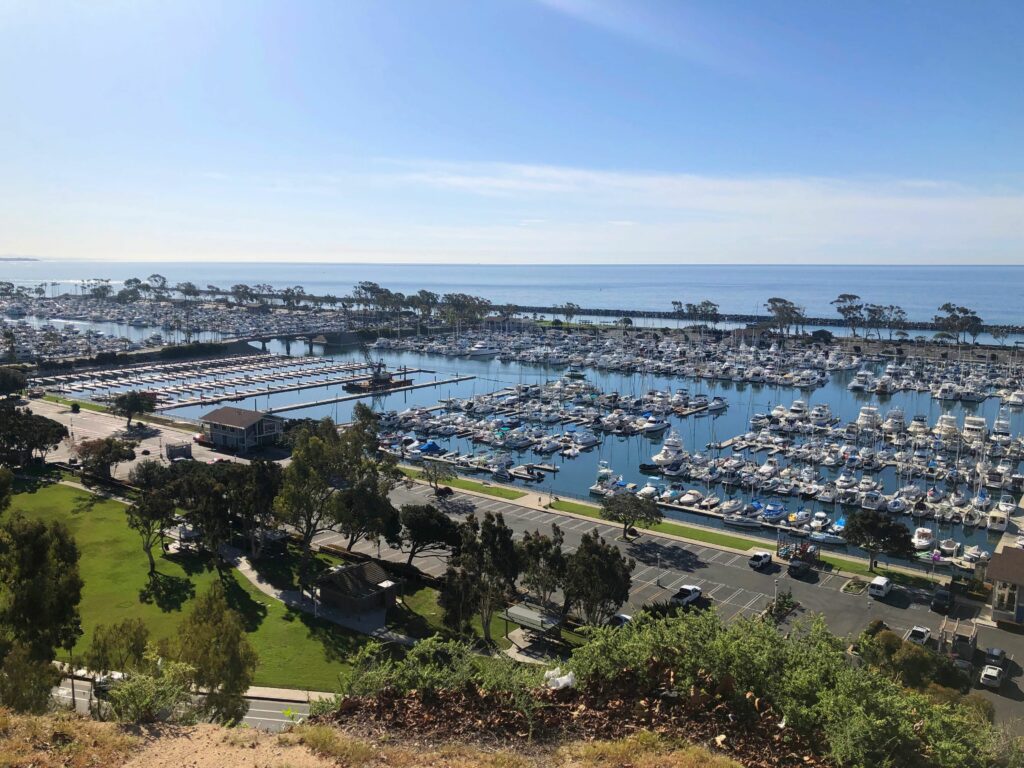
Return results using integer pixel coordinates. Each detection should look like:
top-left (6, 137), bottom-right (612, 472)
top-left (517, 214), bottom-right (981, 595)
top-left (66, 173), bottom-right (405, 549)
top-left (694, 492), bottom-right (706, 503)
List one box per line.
top-left (360, 482), bottom-right (1024, 725)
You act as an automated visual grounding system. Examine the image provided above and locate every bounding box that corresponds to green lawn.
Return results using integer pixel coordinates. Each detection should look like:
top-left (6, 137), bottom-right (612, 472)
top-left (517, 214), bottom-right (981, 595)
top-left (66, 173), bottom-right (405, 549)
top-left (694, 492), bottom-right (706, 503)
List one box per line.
top-left (401, 468), bottom-right (527, 500)
top-left (41, 394), bottom-right (195, 432)
top-left (42, 394), bottom-right (109, 413)
top-left (6, 481), bottom-right (365, 691)
top-left (548, 499), bottom-right (936, 586)
top-left (390, 583), bottom-right (516, 650)
top-left (818, 555), bottom-right (936, 588)
top-left (549, 498), bottom-right (762, 550)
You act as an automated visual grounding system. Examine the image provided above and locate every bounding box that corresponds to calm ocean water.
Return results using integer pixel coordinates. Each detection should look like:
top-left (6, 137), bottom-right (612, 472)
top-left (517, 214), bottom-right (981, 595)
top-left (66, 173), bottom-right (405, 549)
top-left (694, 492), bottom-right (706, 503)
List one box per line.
top-left (4, 262), bottom-right (1024, 324)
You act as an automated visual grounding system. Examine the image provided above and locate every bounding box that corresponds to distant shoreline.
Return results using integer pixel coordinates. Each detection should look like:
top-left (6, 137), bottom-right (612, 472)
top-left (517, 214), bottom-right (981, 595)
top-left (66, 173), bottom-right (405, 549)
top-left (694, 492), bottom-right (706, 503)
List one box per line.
top-left (0, 257), bottom-right (39, 262)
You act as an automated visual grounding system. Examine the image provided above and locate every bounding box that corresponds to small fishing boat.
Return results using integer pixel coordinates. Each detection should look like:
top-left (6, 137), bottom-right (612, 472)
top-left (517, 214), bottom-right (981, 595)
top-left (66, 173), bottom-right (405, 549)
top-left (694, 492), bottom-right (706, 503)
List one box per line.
top-left (912, 527), bottom-right (935, 551)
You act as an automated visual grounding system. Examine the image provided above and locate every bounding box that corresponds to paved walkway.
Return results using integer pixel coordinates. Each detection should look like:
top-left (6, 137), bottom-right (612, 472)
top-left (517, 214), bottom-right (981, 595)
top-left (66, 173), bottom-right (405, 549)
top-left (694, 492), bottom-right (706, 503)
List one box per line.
top-left (223, 546), bottom-right (416, 646)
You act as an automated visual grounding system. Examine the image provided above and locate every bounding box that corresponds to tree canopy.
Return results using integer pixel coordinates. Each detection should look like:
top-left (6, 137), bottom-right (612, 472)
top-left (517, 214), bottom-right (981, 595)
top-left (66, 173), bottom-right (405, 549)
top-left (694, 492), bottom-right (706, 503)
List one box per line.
top-left (600, 493), bottom-right (662, 540)
top-left (400, 503), bottom-right (459, 566)
top-left (843, 509), bottom-right (913, 569)
top-left (563, 529), bottom-right (634, 625)
top-left (111, 390), bottom-right (158, 427)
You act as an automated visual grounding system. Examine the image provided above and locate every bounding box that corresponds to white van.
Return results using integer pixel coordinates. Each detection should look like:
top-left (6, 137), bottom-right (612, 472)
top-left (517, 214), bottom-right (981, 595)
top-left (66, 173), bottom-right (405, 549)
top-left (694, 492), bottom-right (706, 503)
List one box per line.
top-left (868, 576), bottom-right (893, 598)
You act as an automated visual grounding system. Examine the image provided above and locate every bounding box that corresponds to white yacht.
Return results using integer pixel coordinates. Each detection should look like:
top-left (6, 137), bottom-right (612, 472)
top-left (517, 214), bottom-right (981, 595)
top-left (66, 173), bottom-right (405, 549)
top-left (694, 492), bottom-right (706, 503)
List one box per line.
top-left (1005, 390), bottom-right (1024, 408)
top-left (848, 369), bottom-right (873, 391)
top-left (651, 430), bottom-right (686, 466)
top-left (987, 508), bottom-right (1009, 532)
top-left (881, 407), bottom-right (905, 433)
top-left (911, 527), bottom-right (935, 551)
top-left (932, 413), bottom-right (960, 442)
top-left (991, 407), bottom-right (1012, 445)
top-left (934, 381), bottom-right (959, 401)
top-left (641, 415), bottom-right (671, 433)
top-left (907, 415), bottom-right (929, 436)
top-left (855, 405), bottom-right (882, 431)
top-left (466, 341), bottom-right (500, 357)
top-left (788, 399), bottom-right (808, 419)
top-left (808, 403), bottom-right (833, 426)
top-left (961, 415), bottom-right (988, 445)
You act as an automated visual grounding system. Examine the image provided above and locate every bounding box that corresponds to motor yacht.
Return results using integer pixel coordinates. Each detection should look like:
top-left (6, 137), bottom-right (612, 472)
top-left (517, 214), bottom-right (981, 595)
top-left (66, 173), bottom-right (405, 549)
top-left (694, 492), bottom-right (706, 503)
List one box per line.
top-left (911, 527), bottom-right (935, 551)
top-left (987, 508), bottom-right (1009, 532)
top-left (962, 415), bottom-right (988, 445)
top-left (907, 415), bottom-right (929, 436)
top-left (855, 405), bottom-right (882, 431)
top-left (932, 413), bottom-right (960, 442)
top-left (651, 430), bottom-right (685, 466)
top-left (882, 407), bottom-right (905, 433)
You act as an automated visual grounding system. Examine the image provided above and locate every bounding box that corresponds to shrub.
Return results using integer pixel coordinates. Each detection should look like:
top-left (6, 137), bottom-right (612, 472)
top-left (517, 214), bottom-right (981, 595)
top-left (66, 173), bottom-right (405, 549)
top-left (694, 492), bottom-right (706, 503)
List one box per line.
top-left (106, 656), bottom-right (197, 724)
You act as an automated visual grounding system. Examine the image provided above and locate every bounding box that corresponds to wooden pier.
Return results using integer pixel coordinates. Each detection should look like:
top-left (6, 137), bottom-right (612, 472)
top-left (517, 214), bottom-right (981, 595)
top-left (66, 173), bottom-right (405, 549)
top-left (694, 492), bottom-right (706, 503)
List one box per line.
top-left (155, 366), bottom-right (425, 410)
top-left (265, 375), bottom-right (476, 414)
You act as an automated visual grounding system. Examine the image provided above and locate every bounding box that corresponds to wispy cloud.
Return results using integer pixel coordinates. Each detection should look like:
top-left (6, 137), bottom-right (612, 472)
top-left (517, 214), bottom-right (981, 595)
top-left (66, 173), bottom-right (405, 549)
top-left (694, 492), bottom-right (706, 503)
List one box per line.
top-left (533, 0), bottom-right (765, 78)
top-left (380, 160), bottom-right (1024, 263)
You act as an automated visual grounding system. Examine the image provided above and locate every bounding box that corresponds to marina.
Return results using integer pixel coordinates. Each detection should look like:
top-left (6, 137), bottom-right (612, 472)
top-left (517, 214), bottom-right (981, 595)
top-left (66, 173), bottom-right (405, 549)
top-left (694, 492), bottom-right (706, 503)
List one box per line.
top-left (31, 323), bottom-right (1024, 573)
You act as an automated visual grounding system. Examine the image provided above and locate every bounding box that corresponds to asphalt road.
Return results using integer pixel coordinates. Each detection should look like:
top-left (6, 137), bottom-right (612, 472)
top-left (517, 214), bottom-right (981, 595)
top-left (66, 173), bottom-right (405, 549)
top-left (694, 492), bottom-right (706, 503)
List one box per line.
top-left (52, 679), bottom-right (310, 731)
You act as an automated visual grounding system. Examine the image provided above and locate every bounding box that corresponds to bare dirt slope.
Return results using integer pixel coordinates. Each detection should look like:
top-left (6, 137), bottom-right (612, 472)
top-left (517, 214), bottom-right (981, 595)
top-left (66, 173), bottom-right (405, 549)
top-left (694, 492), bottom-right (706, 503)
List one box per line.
top-left (0, 711), bottom-right (742, 768)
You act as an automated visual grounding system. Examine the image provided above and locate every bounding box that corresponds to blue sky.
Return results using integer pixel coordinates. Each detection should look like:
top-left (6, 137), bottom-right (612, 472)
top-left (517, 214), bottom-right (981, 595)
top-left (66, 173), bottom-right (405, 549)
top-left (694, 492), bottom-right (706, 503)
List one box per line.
top-left (0, 0), bottom-right (1021, 264)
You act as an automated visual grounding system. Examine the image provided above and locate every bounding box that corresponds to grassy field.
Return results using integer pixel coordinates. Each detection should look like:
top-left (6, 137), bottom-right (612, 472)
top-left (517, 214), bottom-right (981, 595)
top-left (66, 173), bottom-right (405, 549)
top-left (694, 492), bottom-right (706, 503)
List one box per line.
top-left (41, 394), bottom-right (196, 432)
top-left (548, 498), bottom-right (762, 550)
top-left (401, 468), bottom-right (527, 500)
top-left (6, 481), bottom-right (364, 691)
top-left (42, 394), bottom-right (109, 413)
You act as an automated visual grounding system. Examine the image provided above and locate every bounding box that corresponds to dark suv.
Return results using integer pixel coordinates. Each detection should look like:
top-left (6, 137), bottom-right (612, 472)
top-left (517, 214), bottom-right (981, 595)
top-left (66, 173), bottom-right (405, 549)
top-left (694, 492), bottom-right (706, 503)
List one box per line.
top-left (930, 586), bottom-right (953, 614)
top-left (787, 559), bottom-right (812, 578)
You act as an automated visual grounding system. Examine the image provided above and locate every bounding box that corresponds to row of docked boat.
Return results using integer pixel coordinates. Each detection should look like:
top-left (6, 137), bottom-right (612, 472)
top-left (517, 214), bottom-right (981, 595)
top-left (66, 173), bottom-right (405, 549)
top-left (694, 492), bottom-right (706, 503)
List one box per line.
top-left (377, 328), bottom-right (1024, 399)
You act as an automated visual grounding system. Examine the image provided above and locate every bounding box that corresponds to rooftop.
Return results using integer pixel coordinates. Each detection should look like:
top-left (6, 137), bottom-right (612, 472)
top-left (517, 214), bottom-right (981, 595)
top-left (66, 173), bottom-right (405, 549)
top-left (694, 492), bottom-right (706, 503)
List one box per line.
top-left (199, 405), bottom-right (271, 429)
top-left (987, 548), bottom-right (1024, 584)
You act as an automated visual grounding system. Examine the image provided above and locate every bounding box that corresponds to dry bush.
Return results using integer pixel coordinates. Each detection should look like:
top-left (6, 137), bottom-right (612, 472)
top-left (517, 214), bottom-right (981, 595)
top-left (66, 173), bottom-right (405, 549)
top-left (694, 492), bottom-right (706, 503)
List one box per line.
top-left (0, 708), bottom-right (137, 768)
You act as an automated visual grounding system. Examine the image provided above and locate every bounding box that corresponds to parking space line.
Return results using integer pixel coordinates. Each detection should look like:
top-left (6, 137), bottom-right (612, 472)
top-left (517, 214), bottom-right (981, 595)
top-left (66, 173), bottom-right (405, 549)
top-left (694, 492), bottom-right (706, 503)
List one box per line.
top-left (720, 588), bottom-right (746, 605)
top-left (742, 594), bottom-right (764, 611)
top-left (666, 574), bottom-right (691, 590)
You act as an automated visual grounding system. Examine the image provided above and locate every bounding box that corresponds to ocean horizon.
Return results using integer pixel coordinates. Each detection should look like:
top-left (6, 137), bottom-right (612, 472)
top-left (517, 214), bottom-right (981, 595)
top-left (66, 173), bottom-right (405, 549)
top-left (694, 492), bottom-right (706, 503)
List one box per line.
top-left (4, 261), bottom-right (1023, 324)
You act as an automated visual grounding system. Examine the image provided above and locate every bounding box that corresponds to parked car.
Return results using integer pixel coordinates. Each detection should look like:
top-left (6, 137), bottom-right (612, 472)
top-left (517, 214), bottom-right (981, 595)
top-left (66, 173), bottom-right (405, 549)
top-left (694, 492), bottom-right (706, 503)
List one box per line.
top-left (607, 613), bottom-right (632, 628)
top-left (787, 559), bottom-right (811, 578)
top-left (93, 670), bottom-right (125, 694)
top-left (904, 626), bottom-right (931, 646)
top-left (434, 486), bottom-right (454, 498)
top-left (930, 587), bottom-right (953, 614)
top-left (868, 576), bottom-right (893, 599)
top-left (748, 551), bottom-right (772, 570)
top-left (985, 647), bottom-right (1007, 668)
top-left (980, 665), bottom-right (1005, 689)
top-left (670, 585), bottom-right (702, 608)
